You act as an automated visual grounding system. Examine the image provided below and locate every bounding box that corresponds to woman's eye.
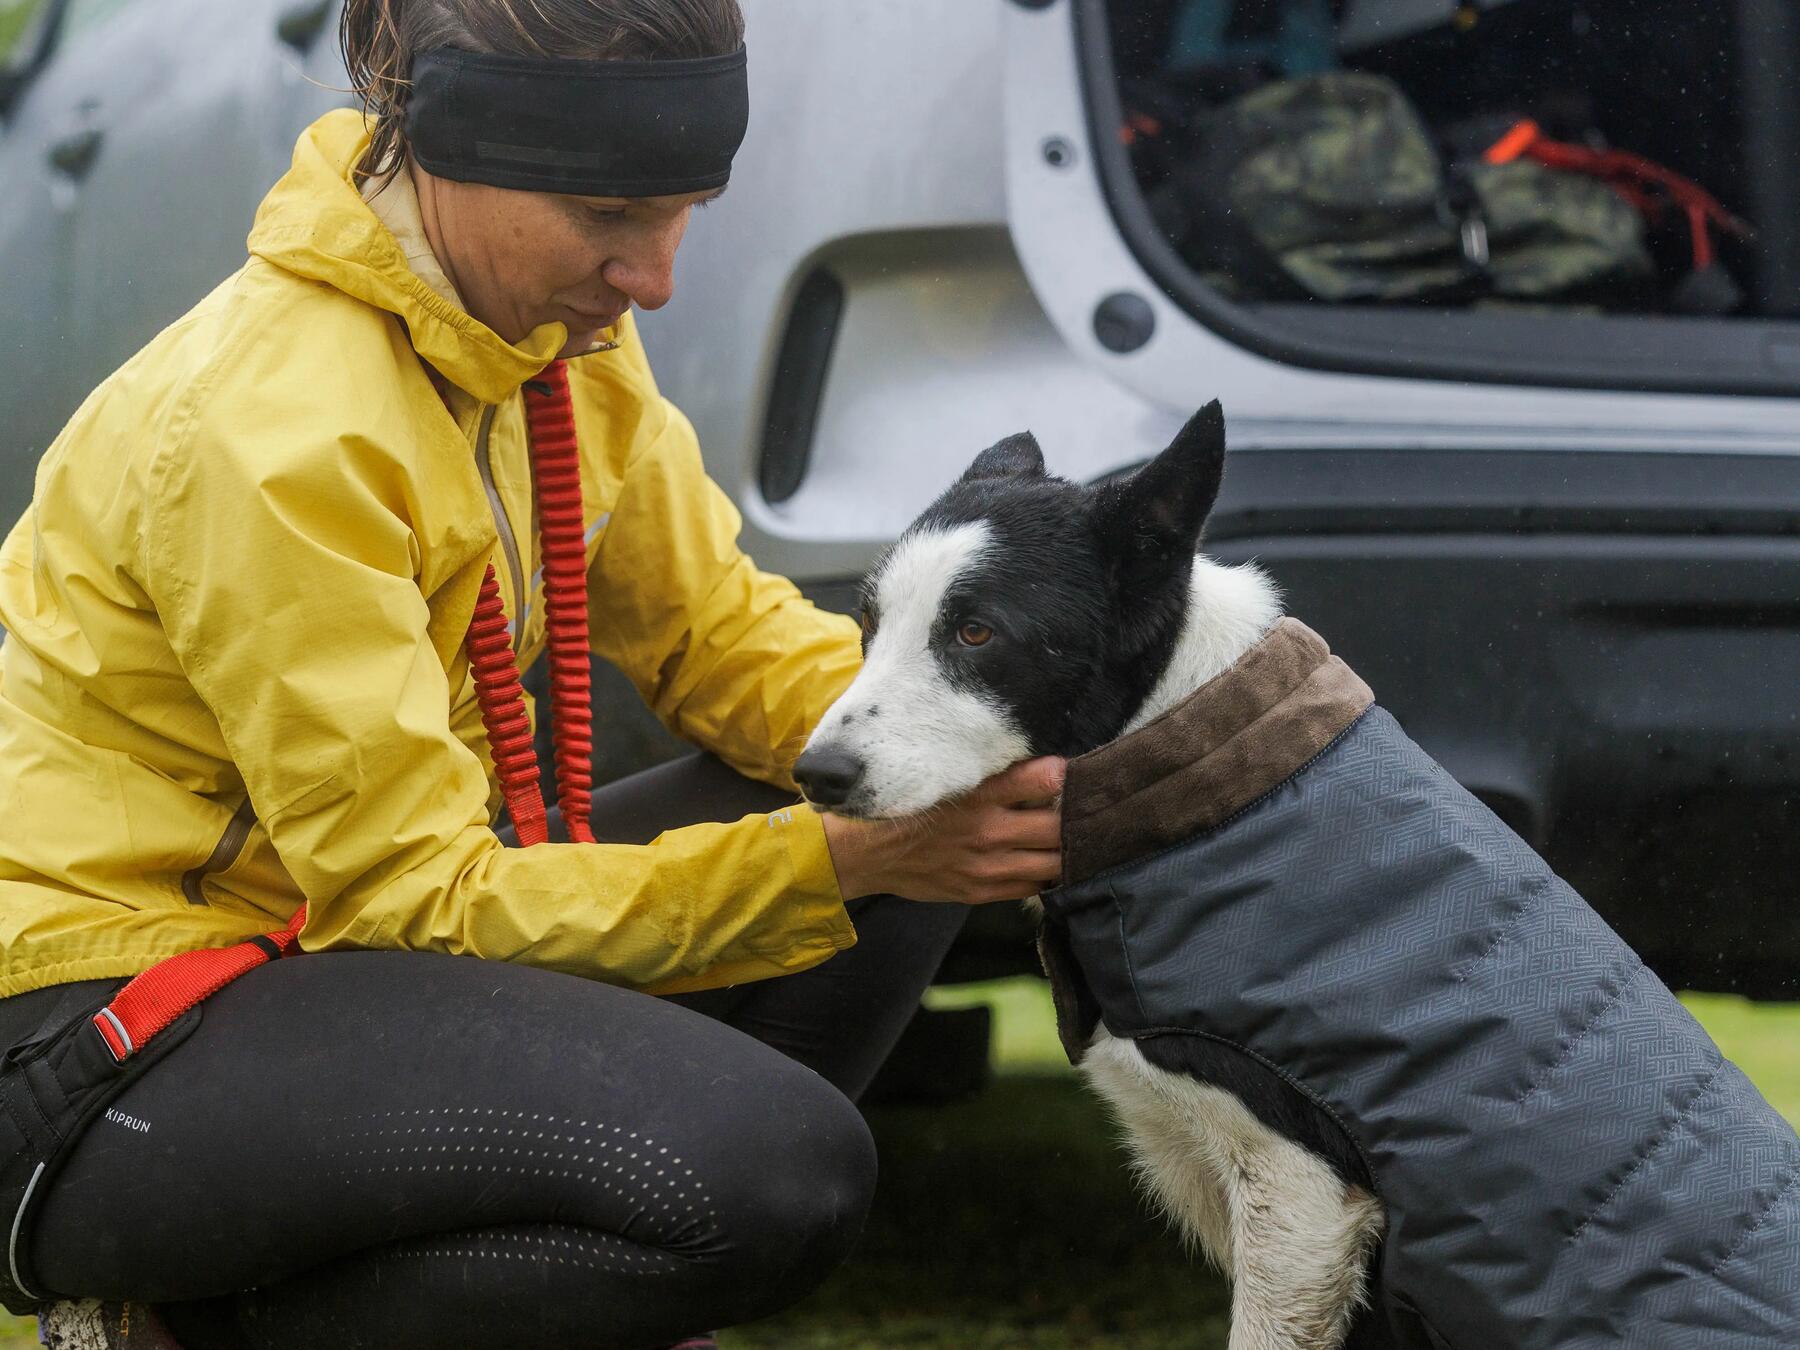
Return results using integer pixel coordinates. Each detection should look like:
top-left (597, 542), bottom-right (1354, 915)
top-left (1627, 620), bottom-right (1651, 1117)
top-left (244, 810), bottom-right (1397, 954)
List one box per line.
top-left (956, 621), bottom-right (994, 648)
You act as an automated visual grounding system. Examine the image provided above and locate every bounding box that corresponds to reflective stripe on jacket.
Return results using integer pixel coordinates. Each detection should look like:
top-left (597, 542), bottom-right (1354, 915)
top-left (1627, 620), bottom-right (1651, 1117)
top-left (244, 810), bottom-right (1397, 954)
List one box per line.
top-left (1040, 619), bottom-right (1800, 1348)
top-left (0, 110), bottom-right (860, 998)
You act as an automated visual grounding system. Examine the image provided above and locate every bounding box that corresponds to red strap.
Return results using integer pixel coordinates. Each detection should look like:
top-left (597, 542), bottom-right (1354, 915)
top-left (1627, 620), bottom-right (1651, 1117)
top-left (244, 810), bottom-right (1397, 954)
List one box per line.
top-left (92, 905), bottom-right (308, 1063)
top-left (469, 564), bottom-right (550, 846)
top-left (1485, 119), bottom-right (1748, 271)
top-left (464, 360), bottom-right (597, 847)
top-left (1484, 118), bottom-right (1541, 166)
top-left (522, 363), bottom-right (596, 844)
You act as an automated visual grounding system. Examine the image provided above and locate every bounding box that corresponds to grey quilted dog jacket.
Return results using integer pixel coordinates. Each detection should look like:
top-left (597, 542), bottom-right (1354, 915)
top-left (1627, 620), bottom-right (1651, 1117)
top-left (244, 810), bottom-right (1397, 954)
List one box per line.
top-left (1038, 619), bottom-right (1800, 1349)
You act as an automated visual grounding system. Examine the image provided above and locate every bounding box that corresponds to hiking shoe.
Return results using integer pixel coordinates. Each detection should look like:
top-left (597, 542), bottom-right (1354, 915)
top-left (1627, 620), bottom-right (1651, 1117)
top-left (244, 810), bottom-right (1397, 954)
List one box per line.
top-left (38, 1300), bottom-right (182, 1349)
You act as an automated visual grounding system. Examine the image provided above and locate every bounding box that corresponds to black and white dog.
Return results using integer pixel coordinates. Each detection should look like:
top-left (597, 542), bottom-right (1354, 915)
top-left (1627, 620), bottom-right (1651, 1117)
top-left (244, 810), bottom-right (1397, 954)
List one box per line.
top-left (795, 406), bottom-right (1385, 1349)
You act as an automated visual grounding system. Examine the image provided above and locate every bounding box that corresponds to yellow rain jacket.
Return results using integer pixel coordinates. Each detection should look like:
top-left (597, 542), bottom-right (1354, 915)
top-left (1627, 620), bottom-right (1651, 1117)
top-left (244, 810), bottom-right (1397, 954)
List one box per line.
top-left (0, 111), bottom-right (863, 999)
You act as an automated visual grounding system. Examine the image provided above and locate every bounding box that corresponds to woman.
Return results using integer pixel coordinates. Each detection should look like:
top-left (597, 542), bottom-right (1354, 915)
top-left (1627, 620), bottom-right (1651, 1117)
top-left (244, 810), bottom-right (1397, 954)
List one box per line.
top-left (0, 2), bottom-right (1064, 1346)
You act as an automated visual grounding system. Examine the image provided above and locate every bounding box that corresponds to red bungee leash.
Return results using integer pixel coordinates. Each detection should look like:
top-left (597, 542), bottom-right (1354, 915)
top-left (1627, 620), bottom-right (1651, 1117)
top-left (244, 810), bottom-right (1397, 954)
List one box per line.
top-left (1485, 119), bottom-right (1750, 272)
top-left (520, 360), bottom-right (597, 844)
top-left (469, 358), bottom-right (596, 845)
top-left (463, 359), bottom-right (596, 845)
top-left (92, 360), bottom-right (598, 1062)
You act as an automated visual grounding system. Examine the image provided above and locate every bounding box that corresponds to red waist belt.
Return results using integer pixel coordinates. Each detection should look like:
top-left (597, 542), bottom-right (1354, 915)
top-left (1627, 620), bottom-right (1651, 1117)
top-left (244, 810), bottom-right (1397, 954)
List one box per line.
top-left (89, 904), bottom-right (307, 1063)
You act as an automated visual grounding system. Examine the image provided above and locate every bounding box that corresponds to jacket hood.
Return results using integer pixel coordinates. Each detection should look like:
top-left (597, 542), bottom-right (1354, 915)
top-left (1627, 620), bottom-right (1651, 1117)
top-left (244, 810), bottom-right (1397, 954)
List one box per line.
top-left (247, 109), bottom-right (571, 405)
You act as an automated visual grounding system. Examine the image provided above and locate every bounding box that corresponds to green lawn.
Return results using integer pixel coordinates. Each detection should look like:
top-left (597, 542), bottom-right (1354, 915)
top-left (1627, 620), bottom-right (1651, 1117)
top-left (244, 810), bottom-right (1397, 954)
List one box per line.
top-left (2, 983), bottom-right (1794, 1349)
top-left (723, 982), bottom-right (1800, 1349)
top-left (0, 0), bottom-right (46, 63)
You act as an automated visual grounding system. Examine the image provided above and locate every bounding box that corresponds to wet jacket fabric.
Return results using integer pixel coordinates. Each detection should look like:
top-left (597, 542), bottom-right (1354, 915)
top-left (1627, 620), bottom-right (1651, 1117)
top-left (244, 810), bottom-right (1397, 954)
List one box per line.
top-left (0, 110), bottom-right (861, 999)
top-left (1039, 619), bottom-right (1800, 1348)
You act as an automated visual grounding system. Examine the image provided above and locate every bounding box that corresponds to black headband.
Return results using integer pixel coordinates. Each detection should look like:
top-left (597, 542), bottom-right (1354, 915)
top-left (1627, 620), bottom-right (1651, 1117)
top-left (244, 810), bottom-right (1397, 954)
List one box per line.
top-left (405, 46), bottom-right (749, 197)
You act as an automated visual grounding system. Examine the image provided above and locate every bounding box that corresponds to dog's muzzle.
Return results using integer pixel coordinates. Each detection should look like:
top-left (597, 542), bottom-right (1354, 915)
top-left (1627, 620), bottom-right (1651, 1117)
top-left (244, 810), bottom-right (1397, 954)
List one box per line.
top-left (792, 745), bottom-right (865, 810)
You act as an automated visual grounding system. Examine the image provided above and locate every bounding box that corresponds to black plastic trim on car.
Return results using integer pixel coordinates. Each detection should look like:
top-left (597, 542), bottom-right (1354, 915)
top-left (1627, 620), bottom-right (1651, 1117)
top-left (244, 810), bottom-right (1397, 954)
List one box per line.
top-left (758, 268), bottom-right (846, 505)
top-left (1068, 0), bottom-right (1800, 398)
top-left (1200, 448), bottom-right (1800, 541)
top-left (1735, 0), bottom-right (1800, 315)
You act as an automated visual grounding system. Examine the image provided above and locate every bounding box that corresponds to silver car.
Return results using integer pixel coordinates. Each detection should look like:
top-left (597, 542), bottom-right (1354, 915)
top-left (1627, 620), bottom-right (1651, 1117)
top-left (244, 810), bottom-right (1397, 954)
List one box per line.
top-left (3, 0), bottom-right (1796, 992)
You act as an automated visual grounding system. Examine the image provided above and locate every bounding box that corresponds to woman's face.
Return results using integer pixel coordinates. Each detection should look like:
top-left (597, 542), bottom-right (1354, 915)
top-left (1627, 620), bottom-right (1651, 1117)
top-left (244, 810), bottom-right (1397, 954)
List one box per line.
top-left (413, 161), bottom-right (722, 359)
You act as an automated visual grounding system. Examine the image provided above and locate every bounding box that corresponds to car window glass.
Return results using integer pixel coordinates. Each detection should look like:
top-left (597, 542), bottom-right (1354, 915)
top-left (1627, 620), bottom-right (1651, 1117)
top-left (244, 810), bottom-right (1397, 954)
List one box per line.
top-left (0, 0), bottom-right (55, 76)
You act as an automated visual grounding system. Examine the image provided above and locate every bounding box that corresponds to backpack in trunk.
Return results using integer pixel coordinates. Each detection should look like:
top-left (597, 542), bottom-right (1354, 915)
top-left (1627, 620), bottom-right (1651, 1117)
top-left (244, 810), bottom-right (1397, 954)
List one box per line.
top-left (1158, 71), bottom-right (1655, 306)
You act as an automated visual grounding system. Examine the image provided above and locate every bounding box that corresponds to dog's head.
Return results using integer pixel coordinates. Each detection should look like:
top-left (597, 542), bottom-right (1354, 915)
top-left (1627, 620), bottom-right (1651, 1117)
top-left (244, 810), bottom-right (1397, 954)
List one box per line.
top-left (794, 403), bottom-right (1226, 819)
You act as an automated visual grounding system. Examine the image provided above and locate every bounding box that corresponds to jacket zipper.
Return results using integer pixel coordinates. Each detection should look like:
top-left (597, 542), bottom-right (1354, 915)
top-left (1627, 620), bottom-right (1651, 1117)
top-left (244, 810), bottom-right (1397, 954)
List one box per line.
top-left (474, 403), bottom-right (528, 635)
top-left (181, 798), bottom-right (257, 905)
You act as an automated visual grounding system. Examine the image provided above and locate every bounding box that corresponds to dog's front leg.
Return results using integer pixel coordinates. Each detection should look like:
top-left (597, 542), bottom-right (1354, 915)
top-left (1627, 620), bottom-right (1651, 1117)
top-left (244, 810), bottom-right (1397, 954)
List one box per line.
top-left (1082, 1030), bottom-right (1383, 1350)
top-left (1080, 1030), bottom-right (1236, 1269)
top-left (1220, 1141), bottom-right (1384, 1350)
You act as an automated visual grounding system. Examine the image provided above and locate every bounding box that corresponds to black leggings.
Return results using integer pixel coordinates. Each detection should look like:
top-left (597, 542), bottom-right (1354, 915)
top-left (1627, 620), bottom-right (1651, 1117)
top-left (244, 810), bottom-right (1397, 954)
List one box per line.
top-left (0, 755), bottom-right (967, 1349)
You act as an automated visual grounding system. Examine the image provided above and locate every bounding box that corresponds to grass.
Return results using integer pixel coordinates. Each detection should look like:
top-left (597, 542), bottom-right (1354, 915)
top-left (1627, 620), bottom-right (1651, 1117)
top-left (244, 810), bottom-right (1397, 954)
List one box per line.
top-left (722, 1069), bottom-right (1231, 1350)
top-left (721, 982), bottom-right (1800, 1349)
top-left (1, 983), bottom-right (1793, 1349)
top-left (1677, 992), bottom-right (1800, 1125)
top-left (0, 0), bottom-right (46, 64)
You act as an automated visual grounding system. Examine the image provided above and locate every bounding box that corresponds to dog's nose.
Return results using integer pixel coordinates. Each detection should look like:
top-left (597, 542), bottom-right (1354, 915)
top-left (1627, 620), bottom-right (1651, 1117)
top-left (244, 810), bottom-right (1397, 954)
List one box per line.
top-left (793, 745), bottom-right (865, 809)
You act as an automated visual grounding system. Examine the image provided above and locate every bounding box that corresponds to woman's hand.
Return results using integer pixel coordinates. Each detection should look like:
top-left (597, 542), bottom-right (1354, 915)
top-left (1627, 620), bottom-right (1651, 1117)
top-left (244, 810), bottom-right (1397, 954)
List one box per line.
top-left (818, 757), bottom-right (1066, 904)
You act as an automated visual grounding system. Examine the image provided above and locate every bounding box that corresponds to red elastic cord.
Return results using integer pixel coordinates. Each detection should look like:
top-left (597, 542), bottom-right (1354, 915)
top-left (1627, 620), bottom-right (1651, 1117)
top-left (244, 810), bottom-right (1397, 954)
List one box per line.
top-left (523, 362), bottom-right (596, 844)
top-left (464, 359), bottom-right (596, 847)
top-left (93, 904), bottom-right (308, 1062)
top-left (1485, 119), bottom-right (1748, 271)
top-left (469, 563), bottom-right (550, 846)
top-left (90, 366), bottom-right (599, 1066)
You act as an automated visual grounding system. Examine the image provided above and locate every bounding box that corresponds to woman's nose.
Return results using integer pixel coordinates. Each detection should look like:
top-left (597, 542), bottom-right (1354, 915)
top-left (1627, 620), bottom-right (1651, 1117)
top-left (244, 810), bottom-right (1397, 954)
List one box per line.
top-left (604, 213), bottom-right (688, 312)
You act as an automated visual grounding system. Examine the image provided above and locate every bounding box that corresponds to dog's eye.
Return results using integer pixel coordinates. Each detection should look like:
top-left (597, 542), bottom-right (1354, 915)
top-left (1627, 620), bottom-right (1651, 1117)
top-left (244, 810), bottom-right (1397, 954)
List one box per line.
top-left (956, 622), bottom-right (994, 648)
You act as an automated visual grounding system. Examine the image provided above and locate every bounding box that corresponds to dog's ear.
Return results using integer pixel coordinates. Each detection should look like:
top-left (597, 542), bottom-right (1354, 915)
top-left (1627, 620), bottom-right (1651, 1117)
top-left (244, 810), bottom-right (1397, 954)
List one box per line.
top-left (1090, 400), bottom-right (1226, 586)
top-left (959, 431), bottom-right (1046, 483)
top-left (1087, 401), bottom-right (1231, 622)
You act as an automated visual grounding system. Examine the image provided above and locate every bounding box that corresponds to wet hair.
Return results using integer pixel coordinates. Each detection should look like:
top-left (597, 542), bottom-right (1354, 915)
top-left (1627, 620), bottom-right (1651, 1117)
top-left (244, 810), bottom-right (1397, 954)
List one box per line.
top-left (339, 0), bottom-right (747, 188)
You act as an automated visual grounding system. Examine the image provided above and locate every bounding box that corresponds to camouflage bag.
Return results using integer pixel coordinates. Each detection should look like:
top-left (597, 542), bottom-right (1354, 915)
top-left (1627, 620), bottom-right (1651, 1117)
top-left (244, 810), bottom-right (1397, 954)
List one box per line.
top-left (1160, 71), bottom-right (1655, 305)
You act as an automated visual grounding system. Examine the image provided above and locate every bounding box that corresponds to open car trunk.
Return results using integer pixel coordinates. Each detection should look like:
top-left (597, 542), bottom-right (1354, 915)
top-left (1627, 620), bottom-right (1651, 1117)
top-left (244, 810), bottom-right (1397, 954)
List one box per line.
top-left (1075, 0), bottom-right (1800, 396)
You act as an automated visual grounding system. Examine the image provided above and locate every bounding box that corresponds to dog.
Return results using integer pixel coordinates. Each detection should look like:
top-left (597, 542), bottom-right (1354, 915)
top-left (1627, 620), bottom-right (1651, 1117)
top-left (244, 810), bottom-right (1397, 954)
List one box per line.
top-left (793, 405), bottom-right (1386, 1350)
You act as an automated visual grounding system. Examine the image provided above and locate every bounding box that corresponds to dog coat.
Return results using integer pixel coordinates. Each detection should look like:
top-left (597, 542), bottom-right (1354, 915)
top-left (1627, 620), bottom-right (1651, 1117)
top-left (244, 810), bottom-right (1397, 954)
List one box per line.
top-left (1038, 619), bottom-right (1800, 1349)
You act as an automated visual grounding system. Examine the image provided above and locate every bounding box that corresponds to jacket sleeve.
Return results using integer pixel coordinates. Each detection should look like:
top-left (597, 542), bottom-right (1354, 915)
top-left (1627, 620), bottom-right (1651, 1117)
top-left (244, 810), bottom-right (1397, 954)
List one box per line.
top-left (147, 397), bottom-right (854, 995)
top-left (582, 394), bottom-right (865, 795)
